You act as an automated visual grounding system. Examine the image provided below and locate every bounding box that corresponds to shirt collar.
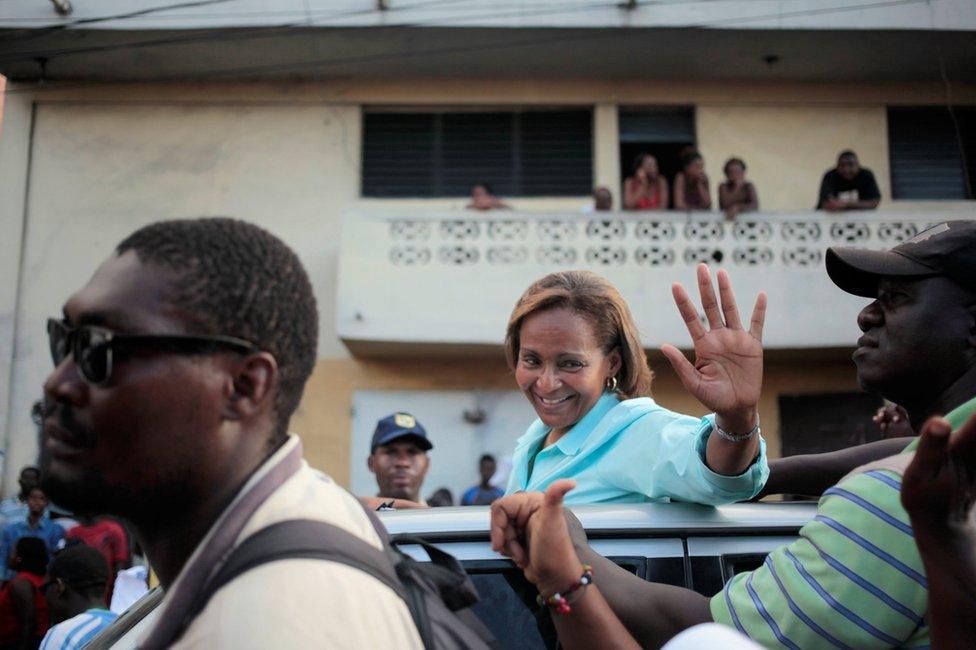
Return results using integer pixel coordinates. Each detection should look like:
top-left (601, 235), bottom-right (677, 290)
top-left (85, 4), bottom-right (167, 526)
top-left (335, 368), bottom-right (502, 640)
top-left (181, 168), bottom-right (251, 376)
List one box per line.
top-left (516, 393), bottom-right (621, 456)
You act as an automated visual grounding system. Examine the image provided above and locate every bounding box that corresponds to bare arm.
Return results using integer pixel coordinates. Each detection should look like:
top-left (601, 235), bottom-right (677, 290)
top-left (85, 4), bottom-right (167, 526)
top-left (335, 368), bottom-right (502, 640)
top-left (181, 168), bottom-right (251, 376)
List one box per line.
top-left (743, 183), bottom-right (759, 211)
top-left (846, 198), bottom-right (880, 210)
top-left (718, 184), bottom-right (732, 210)
top-left (566, 511), bottom-right (712, 646)
top-left (673, 174), bottom-right (688, 210)
top-left (10, 579), bottom-right (36, 650)
top-left (757, 436), bottom-right (914, 499)
top-left (697, 175), bottom-right (712, 209)
top-left (662, 265), bottom-right (766, 477)
top-left (622, 177), bottom-right (642, 210)
top-left (657, 176), bottom-right (670, 211)
top-left (903, 415), bottom-right (976, 650)
top-left (357, 496), bottom-right (429, 510)
top-left (491, 484), bottom-right (709, 650)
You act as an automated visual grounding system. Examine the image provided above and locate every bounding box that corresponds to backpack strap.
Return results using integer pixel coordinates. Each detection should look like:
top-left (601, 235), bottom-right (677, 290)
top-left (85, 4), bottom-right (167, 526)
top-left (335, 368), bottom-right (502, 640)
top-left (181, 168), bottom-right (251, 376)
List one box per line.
top-left (172, 520), bottom-right (422, 646)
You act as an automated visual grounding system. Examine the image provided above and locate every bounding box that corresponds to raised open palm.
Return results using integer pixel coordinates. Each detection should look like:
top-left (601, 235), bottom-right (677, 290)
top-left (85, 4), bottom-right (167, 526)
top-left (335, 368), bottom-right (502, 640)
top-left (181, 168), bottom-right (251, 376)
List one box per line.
top-left (661, 264), bottom-right (766, 418)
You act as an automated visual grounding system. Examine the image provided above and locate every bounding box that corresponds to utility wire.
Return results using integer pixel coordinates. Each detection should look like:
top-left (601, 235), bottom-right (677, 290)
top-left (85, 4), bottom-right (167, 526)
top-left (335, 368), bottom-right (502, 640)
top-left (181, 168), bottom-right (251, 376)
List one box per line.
top-left (0, 0), bottom-right (938, 67)
top-left (0, 0), bottom-right (243, 43)
top-left (1, 0), bottom-right (944, 95)
top-left (0, 0), bottom-right (477, 63)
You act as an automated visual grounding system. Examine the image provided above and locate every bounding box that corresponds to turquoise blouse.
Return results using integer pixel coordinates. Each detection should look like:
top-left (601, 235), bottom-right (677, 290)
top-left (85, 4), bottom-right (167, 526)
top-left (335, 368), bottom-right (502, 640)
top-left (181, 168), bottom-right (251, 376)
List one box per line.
top-left (505, 393), bottom-right (769, 505)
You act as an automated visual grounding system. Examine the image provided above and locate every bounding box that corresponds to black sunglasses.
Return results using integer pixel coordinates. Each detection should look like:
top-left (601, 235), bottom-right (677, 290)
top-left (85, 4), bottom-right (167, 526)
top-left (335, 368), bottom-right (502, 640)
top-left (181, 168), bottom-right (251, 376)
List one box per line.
top-left (47, 318), bottom-right (259, 386)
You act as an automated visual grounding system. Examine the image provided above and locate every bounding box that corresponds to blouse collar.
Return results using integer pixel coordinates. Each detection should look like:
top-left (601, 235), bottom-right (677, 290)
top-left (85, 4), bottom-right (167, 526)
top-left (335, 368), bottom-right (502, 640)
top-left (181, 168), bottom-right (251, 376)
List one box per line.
top-left (516, 392), bottom-right (621, 457)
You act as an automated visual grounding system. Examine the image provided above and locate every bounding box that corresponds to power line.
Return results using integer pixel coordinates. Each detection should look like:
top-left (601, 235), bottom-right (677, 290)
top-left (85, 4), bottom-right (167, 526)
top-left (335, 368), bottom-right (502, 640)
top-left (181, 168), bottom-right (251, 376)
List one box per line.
top-left (0, 0), bottom-right (478, 63)
top-left (1, 0), bottom-right (243, 43)
top-left (1, 0), bottom-right (944, 95)
top-left (1, 0), bottom-right (937, 66)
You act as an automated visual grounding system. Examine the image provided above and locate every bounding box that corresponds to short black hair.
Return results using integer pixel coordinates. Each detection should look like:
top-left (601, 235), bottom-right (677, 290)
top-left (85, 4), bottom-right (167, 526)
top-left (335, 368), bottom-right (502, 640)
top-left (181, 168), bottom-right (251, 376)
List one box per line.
top-left (116, 218), bottom-right (319, 439)
top-left (838, 150), bottom-right (858, 161)
top-left (479, 454), bottom-right (496, 465)
top-left (50, 544), bottom-right (109, 599)
top-left (681, 152), bottom-right (703, 169)
top-left (20, 466), bottom-right (40, 480)
top-left (723, 157), bottom-right (747, 175)
top-left (15, 538), bottom-right (48, 575)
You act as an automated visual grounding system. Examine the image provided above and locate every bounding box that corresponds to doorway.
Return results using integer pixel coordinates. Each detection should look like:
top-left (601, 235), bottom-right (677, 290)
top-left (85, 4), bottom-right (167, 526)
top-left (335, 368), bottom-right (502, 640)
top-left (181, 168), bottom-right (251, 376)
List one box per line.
top-left (618, 108), bottom-right (696, 209)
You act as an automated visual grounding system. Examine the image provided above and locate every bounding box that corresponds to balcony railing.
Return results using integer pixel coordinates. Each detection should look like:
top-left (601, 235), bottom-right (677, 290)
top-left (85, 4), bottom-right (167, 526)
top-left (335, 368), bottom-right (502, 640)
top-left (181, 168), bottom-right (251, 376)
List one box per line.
top-left (337, 211), bottom-right (973, 353)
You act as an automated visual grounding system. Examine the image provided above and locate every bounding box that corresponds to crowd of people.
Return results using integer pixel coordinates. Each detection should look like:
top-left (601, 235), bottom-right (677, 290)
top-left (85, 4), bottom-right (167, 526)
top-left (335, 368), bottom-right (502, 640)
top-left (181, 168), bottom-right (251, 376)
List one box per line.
top-left (9, 214), bottom-right (974, 648)
top-left (0, 465), bottom-right (140, 649)
top-left (467, 148), bottom-right (882, 219)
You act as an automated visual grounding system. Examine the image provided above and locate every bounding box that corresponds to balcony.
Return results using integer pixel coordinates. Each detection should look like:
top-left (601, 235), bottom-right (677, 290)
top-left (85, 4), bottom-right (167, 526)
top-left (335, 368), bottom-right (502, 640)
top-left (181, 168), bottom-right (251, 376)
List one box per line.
top-left (337, 211), bottom-right (973, 355)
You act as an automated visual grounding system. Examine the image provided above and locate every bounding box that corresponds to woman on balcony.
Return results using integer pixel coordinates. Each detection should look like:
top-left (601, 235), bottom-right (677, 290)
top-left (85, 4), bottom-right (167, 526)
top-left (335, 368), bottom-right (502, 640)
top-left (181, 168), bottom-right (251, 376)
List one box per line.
top-left (503, 266), bottom-right (768, 504)
top-left (623, 154), bottom-right (668, 210)
top-left (673, 152), bottom-right (712, 211)
top-left (718, 157), bottom-right (759, 220)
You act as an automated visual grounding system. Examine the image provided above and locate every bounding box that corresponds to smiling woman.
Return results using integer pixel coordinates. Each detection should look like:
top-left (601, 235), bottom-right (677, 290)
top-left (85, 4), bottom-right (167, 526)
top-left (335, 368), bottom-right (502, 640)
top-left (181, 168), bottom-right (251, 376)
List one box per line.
top-left (502, 269), bottom-right (769, 505)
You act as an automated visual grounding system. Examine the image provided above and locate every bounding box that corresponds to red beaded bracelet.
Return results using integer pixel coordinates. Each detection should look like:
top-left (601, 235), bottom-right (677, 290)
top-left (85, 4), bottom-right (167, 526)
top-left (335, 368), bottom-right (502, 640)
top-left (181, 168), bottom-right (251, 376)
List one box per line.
top-left (536, 564), bottom-right (594, 615)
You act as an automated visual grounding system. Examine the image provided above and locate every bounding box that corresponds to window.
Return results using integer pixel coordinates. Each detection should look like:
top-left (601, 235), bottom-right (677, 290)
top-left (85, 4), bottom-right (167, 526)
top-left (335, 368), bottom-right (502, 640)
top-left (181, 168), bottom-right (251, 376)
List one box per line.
top-left (361, 110), bottom-right (593, 197)
top-left (618, 107), bottom-right (696, 209)
top-left (887, 106), bottom-right (976, 200)
top-left (463, 558), bottom-right (659, 650)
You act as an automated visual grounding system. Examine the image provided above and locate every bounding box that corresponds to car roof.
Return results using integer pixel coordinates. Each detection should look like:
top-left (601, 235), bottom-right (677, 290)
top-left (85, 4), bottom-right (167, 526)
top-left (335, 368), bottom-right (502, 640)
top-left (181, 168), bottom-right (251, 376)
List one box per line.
top-left (379, 501), bottom-right (818, 540)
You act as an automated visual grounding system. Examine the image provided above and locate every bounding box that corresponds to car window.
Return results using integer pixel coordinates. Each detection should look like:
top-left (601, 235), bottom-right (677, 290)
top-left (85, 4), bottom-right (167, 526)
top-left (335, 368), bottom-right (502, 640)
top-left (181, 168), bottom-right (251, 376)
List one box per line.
top-left (464, 558), bottom-right (647, 650)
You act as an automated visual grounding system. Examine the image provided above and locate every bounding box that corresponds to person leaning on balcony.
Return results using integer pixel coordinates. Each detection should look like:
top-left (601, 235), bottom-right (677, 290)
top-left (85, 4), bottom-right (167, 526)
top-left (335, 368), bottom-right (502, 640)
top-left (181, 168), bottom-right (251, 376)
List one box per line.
top-left (623, 153), bottom-right (668, 210)
top-left (717, 157), bottom-right (759, 220)
top-left (673, 152), bottom-right (712, 211)
top-left (502, 266), bottom-right (768, 505)
top-left (817, 149), bottom-right (881, 212)
top-left (466, 182), bottom-right (511, 211)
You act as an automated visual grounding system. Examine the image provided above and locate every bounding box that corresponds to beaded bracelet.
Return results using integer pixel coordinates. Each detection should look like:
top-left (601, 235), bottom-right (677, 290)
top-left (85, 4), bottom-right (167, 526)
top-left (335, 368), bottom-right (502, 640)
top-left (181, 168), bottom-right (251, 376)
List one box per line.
top-left (536, 565), bottom-right (594, 615)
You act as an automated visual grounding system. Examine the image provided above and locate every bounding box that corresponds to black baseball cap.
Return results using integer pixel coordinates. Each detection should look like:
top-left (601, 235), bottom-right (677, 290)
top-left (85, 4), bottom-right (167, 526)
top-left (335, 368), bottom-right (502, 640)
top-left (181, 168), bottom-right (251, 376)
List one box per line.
top-left (370, 412), bottom-right (433, 453)
top-left (826, 220), bottom-right (976, 298)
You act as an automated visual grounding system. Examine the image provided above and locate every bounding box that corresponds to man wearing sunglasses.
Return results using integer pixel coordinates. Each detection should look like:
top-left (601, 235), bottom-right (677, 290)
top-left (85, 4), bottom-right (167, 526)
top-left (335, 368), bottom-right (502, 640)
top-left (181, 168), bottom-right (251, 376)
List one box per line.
top-left (39, 218), bottom-right (422, 648)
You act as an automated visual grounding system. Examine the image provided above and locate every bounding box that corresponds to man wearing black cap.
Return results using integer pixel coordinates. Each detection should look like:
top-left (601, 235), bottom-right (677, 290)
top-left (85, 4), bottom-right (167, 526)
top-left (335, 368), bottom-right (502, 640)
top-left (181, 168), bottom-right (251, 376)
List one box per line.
top-left (487, 220), bottom-right (976, 649)
top-left (40, 544), bottom-right (116, 650)
top-left (368, 412), bottom-right (433, 505)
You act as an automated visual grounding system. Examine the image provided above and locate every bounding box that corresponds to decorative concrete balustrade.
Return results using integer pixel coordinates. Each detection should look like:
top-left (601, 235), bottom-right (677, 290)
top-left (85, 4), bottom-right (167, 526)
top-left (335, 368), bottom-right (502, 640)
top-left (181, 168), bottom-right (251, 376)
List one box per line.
top-left (337, 212), bottom-right (972, 353)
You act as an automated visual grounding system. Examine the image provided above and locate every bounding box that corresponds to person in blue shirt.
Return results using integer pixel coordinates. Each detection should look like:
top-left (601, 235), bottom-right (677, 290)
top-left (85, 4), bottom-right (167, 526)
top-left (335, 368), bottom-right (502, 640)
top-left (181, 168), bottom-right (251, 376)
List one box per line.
top-left (0, 467), bottom-right (42, 531)
top-left (503, 264), bottom-right (768, 504)
top-left (461, 455), bottom-right (505, 506)
top-left (0, 487), bottom-right (65, 581)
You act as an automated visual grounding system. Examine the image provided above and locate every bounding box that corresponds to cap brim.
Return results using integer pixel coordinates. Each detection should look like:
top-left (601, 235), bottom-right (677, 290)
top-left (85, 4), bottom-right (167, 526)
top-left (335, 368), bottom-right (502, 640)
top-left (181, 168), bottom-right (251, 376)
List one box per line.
top-left (372, 432), bottom-right (433, 452)
top-left (825, 247), bottom-right (938, 298)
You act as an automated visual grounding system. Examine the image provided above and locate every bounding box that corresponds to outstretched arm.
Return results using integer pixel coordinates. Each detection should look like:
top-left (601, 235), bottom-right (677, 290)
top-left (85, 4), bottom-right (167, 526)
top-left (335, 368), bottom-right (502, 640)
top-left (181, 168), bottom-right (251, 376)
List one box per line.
top-left (491, 484), bottom-right (710, 649)
top-left (756, 436), bottom-right (914, 498)
top-left (902, 414), bottom-right (976, 650)
top-left (661, 264), bottom-right (765, 477)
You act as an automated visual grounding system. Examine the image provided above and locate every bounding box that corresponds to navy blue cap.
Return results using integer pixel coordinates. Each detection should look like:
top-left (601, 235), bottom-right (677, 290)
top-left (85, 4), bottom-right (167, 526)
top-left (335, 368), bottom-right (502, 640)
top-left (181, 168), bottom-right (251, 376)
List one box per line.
top-left (370, 412), bottom-right (433, 453)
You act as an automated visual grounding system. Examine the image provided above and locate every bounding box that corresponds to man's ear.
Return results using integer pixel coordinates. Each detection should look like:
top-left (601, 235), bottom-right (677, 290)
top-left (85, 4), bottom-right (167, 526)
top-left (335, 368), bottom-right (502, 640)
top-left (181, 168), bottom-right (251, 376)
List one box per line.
top-left (367, 454), bottom-right (377, 474)
top-left (222, 352), bottom-right (278, 422)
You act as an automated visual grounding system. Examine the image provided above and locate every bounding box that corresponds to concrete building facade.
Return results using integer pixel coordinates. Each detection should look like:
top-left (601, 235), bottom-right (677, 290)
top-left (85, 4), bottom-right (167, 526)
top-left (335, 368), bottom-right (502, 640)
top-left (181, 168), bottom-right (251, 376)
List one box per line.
top-left (1, 0), bottom-right (974, 497)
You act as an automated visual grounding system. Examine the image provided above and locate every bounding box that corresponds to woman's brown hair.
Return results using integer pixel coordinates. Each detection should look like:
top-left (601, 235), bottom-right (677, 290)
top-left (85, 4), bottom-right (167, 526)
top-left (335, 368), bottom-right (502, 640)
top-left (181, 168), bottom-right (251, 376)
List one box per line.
top-left (504, 270), bottom-right (653, 399)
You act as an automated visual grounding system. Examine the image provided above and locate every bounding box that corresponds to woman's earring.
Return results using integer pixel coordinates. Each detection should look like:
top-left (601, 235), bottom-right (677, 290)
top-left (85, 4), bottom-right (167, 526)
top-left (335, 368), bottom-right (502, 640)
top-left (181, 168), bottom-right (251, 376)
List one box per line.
top-left (605, 376), bottom-right (618, 393)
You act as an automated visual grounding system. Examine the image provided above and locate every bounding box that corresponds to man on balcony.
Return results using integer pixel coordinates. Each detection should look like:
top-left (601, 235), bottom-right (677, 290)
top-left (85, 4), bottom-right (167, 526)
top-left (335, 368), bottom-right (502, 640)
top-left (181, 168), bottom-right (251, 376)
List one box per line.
top-left (817, 149), bottom-right (882, 211)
